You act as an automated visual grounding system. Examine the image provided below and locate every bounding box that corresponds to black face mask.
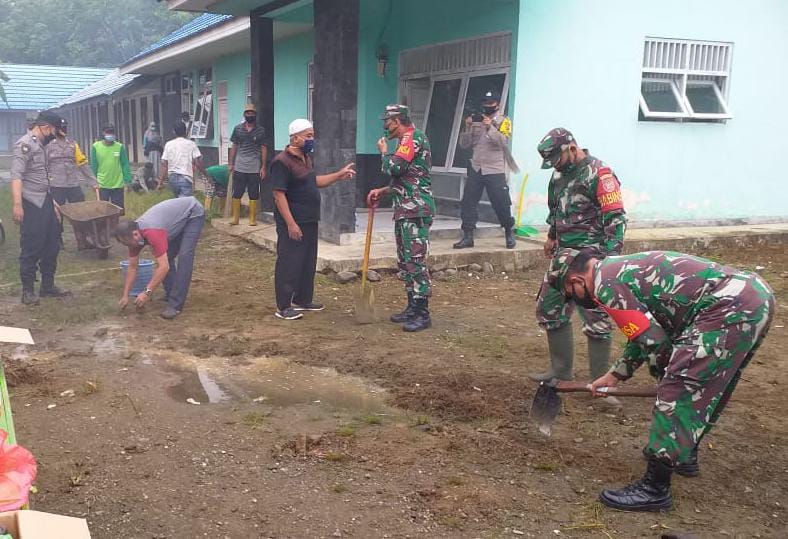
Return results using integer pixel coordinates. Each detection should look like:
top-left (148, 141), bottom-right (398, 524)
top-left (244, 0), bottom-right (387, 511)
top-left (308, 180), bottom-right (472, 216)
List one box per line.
top-left (569, 281), bottom-right (597, 309)
top-left (483, 105), bottom-right (498, 115)
top-left (244, 115), bottom-right (256, 124)
top-left (41, 132), bottom-right (56, 145)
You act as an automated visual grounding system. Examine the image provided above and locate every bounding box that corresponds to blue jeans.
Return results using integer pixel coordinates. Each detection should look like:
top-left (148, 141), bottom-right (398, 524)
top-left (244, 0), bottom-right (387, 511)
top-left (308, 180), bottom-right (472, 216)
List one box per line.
top-left (169, 173), bottom-right (194, 197)
top-left (162, 215), bottom-right (205, 311)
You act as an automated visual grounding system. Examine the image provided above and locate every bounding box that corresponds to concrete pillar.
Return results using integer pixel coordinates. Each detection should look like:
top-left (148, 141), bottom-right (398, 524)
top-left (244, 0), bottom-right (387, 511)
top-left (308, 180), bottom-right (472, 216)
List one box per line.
top-left (250, 12), bottom-right (275, 212)
top-left (313, 0), bottom-right (360, 243)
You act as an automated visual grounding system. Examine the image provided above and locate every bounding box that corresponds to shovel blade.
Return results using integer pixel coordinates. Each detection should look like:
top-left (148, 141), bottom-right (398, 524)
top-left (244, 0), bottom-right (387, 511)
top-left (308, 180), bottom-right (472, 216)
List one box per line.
top-left (530, 382), bottom-right (562, 436)
top-left (354, 285), bottom-right (376, 324)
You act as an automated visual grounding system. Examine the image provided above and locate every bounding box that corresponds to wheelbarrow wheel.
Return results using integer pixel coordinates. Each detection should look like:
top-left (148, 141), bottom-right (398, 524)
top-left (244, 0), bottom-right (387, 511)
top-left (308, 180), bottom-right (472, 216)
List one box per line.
top-left (97, 247), bottom-right (110, 260)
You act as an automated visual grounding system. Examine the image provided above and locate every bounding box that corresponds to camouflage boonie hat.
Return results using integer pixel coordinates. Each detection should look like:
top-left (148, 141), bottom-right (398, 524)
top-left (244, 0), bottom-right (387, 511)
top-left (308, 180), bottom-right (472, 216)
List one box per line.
top-left (537, 127), bottom-right (575, 169)
top-left (547, 248), bottom-right (581, 290)
top-left (380, 104), bottom-right (409, 120)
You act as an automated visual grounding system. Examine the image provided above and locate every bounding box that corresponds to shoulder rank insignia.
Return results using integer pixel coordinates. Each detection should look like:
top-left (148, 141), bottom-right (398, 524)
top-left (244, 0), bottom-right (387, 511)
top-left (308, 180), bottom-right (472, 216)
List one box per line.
top-left (21, 143), bottom-right (30, 154)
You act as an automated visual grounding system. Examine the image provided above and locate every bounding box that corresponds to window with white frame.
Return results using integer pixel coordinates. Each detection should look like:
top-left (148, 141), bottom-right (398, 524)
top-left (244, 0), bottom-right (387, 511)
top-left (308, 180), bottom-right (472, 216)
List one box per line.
top-left (639, 37), bottom-right (733, 122)
top-left (399, 33), bottom-right (511, 172)
top-left (181, 72), bottom-right (194, 115)
top-left (190, 68), bottom-right (213, 139)
top-left (164, 74), bottom-right (178, 95)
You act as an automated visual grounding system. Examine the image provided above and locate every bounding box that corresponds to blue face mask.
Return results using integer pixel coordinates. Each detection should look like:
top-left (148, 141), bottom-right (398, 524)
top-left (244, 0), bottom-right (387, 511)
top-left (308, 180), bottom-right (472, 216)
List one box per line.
top-left (104, 135), bottom-right (116, 143)
top-left (302, 139), bottom-right (315, 154)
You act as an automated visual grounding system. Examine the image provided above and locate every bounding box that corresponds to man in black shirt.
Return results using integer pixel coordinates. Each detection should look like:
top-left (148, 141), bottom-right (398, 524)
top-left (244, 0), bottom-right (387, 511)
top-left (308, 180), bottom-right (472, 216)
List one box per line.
top-left (229, 103), bottom-right (267, 226)
top-left (270, 118), bottom-right (355, 320)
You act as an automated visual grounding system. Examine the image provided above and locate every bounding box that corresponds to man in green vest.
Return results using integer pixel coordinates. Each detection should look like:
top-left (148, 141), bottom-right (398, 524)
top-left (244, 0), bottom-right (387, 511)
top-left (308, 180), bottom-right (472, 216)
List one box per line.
top-left (91, 125), bottom-right (132, 209)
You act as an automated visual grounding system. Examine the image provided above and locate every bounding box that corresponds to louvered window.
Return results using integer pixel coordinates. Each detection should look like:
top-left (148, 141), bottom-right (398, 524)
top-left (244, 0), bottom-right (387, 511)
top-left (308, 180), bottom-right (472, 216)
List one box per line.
top-left (399, 33), bottom-right (512, 172)
top-left (639, 37), bottom-right (733, 122)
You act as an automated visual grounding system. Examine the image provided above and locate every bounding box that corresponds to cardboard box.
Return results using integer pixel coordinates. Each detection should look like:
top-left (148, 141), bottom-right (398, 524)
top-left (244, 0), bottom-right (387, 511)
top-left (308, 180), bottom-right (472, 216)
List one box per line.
top-left (0, 510), bottom-right (90, 538)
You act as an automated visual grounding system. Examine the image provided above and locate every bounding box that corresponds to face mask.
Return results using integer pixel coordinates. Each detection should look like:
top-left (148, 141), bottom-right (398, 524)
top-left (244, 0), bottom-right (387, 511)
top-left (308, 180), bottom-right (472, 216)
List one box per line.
top-left (555, 149), bottom-right (577, 174)
top-left (302, 139), bottom-right (315, 154)
top-left (244, 115), bottom-right (256, 124)
top-left (570, 281), bottom-right (597, 309)
top-left (483, 106), bottom-right (498, 115)
top-left (41, 132), bottom-right (56, 145)
top-left (104, 135), bottom-right (116, 143)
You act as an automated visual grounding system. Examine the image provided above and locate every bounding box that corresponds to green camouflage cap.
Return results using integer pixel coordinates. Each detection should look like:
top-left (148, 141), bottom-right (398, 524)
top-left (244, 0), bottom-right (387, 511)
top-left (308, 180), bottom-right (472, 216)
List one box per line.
top-left (537, 127), bottom-right (575, 169)
top-left (380, 104), bottom-right (409, 120)
top-left (547, 248), bottom-right (582, 290)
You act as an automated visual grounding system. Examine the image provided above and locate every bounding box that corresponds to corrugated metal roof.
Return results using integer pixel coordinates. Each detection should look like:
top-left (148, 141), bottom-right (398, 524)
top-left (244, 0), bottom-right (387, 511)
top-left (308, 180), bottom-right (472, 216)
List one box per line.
top-left (0, 63), bottom-right (112, 111)
top-left (56, 69), bottom-right (140, 107)
top-left (124, 13), bottom-right (235, 65)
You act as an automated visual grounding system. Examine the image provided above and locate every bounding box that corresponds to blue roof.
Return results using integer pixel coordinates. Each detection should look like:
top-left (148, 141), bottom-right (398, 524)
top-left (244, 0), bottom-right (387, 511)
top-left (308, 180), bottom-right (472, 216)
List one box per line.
top-left (124, 13), bottom-right (235, 65)
top-left (0, 64), bottom-right (112, 111)
top-left (57, 69), bottom-right (140, 107)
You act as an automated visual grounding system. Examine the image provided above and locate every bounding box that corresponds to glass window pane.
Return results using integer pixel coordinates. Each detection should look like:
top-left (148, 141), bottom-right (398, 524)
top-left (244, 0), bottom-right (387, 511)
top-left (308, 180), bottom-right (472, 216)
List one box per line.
top-left (686, 84), bottom-right (724, 114)
top-left (452, 73), bottom-right (507, 169)
top-left (641, 81), bottom-right (682, 113)
top-left (425, 78), bottom-right (462, 168)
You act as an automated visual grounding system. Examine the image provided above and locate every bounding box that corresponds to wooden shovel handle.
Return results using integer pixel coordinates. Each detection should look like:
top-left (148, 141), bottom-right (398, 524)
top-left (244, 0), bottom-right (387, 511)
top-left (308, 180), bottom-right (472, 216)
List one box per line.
top-left (554, 380), bottom-right (656, 398)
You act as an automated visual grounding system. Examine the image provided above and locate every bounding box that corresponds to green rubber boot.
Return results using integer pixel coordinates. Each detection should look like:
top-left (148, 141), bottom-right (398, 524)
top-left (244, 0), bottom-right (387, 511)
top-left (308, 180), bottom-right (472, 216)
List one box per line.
top-left (529, 324), bottom-right (574, 381)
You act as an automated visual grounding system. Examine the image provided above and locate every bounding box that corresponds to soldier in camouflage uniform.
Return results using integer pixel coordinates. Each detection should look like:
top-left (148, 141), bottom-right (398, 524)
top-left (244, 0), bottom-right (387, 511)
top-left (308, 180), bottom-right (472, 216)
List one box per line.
top-left (530, 128), bottom-right (627, 389)
top-left (550, 248), bottom-right (775, 512)
top-left (368, 105), bottom-right (435, 332)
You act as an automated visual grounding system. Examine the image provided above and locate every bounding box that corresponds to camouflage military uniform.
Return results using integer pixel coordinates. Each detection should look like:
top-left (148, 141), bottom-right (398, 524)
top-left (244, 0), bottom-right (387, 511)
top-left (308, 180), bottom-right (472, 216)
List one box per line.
top-left (382, 125), bottom-right (435, 299)
top-left (536, 128), bottom-right (627, 339)
top-left (593, 251), bottom-right (775, 465)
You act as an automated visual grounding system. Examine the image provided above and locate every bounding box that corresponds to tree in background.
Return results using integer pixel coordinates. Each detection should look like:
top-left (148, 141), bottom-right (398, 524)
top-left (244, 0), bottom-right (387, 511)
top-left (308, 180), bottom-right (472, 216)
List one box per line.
top-left (0, 0), bottom-right (195, 67)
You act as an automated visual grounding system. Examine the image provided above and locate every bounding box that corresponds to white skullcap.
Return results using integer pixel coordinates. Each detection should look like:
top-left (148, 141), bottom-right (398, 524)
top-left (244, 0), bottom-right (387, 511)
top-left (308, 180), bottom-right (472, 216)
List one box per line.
top-left (288, 118), bottom-right (313, 136)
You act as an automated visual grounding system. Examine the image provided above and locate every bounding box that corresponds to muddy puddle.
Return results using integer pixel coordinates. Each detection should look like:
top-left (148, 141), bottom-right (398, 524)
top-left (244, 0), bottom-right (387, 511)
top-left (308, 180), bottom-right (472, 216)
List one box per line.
top-left (158, 352), bottom-right (386, 413)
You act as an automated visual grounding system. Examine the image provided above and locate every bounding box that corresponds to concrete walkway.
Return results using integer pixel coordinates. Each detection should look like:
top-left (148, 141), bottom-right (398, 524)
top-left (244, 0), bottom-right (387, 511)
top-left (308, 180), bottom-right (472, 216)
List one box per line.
top-left (211, 218), bottom-right (788, 273)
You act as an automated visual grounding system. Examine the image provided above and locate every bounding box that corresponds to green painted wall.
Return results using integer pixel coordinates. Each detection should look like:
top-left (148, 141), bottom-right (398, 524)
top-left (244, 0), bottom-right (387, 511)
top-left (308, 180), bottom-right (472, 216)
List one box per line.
top-left (212, 50), bottom-right (252, 149)
top-left (356, 0), bottom-right (519, 153)
top-left (272, 30), bottom-right (314, 149)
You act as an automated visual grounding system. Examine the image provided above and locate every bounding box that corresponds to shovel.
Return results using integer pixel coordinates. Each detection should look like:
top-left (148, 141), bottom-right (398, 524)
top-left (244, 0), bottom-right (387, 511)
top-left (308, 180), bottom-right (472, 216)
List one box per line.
top-left (530, 378), bottom-right (656, 436)
top-left (354, 203), bottom-right (376, 323)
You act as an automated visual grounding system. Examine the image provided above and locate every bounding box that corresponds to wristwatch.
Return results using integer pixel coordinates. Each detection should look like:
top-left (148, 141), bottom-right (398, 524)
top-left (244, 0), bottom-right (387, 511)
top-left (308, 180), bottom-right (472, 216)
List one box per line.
top-left (144, 287), bottom-right (153, 296)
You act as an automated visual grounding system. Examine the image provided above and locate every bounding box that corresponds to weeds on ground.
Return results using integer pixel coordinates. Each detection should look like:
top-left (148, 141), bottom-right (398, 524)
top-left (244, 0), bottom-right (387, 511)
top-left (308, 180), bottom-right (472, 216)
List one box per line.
top-left (331, 483), bottom-right (348, 493)
top-left (361, 414), bottom-right (382, 425)
top-left (243, 411), bottom-right (268, 428)
top-left (324, 451), bottom-right (349, 463)
top-left (336, 424), bottom-right (357, 437)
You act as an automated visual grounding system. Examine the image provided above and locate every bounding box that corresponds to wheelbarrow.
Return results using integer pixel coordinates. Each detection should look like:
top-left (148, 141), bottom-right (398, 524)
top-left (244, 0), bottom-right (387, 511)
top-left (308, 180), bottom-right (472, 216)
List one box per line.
top-left (59, 201), bottom-right (123, 259)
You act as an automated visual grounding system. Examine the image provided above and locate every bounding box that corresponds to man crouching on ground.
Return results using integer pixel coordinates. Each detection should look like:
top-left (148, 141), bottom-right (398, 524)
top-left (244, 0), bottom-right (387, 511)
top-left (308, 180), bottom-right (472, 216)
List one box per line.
top-left (114, 197), bottom-right (205, 320)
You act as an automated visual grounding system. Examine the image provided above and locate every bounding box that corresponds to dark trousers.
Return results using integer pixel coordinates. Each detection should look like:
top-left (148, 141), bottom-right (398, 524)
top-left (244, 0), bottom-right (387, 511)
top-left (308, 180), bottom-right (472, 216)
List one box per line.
top-left (19, 195), bottom-right (61, 291)
top-left (274, 222), bottom-right (318, 310)
top-left (162, 215), bottom-right (205, 311)
top-left (51, 186), bottom-right (85, 205)
top-left (460, 168), bottom-right (515, 230)
top-left (99, 187), bottom-right (125, 209)
top-left (232, 171), bottom-right (261, 200)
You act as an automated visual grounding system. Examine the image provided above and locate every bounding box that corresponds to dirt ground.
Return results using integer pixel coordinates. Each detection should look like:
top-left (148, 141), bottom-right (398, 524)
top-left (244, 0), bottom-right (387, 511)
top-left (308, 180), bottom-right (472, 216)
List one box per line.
top-left (0, 226), bottom-right (786, 538)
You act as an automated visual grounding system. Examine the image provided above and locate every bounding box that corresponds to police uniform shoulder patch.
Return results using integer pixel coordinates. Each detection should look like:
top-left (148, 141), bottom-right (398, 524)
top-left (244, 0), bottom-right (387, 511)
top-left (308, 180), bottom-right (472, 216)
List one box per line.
top-left (498, 117), bottom-right (512, 138)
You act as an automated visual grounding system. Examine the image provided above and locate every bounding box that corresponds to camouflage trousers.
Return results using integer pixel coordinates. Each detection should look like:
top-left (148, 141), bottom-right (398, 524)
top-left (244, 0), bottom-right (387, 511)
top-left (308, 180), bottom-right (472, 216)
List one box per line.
top-left (535, 265), bottom-right (612, 338)
top-left (646, 274), bottom-right (775, 465)
top-left (395, 217), bottom-right (432, 299)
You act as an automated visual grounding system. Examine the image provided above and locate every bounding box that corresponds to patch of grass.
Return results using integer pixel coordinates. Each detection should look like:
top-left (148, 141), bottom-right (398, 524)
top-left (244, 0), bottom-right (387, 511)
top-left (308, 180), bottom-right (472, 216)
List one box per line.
top-left (336, 424), bottom-right (357, 437)
top-left (331, 483), bottom-right (348, 493)
top-left (324, 451), bottom-right (349, 463)
top-left (243, 411), bottom-right (268, 428)
top-left (534, 461), bottom-right (560, 472)
top-left (446, 475), bottom-right (465, 487)
top-left (412, 414), bottom-right (431, 426)
top-left (439, 330), bottom-right (509, 358)
top-left (438, 515), bottom-right (465, 530)
top-left (361, 414), bottom-right (382, 425)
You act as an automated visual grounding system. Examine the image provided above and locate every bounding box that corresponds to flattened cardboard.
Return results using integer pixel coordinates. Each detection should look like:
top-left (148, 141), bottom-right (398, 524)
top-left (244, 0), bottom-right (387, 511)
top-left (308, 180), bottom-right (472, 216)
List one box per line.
top-left (0, 328), bottom-right (34, 345)
top-left (0, 510), bottom-right (90, 538)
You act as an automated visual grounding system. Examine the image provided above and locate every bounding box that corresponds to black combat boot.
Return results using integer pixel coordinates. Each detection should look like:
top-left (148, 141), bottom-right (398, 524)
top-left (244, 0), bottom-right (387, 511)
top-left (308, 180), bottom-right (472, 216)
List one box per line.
top-left (453, 229), bottom-right (474, 249)
top-left (599, 456), bottom-right (673, 512)
top-left (21, 288), bottom-right (40, 306)
top-left (675, 446), bottom-right (700, 477)
top-left (390, 292), bottom-right (416, 323)
top-left (403, 298), bottom-right (431, 332)
top-left (40, 280), bottom-right (72, 298)
top-left (504, 226), bottom-right (516, 249)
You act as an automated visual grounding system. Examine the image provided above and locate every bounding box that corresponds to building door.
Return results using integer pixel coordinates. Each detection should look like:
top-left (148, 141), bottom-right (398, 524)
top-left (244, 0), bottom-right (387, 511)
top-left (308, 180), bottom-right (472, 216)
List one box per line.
top-left (217, 81), bottom-right (229, 165)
